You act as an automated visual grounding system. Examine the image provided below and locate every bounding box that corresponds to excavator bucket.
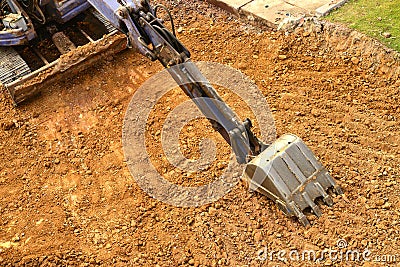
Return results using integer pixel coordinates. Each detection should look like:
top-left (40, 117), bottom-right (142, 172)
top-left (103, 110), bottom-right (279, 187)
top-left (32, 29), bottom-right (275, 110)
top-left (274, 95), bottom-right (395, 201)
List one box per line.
top-left (244, 134), bottom-right (343, 226)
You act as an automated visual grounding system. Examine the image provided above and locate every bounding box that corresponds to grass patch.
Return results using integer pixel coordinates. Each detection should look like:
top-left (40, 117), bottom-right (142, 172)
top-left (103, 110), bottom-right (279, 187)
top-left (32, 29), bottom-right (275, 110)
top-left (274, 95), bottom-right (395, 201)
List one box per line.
top-left (327, 0), bottom-right (400, 52)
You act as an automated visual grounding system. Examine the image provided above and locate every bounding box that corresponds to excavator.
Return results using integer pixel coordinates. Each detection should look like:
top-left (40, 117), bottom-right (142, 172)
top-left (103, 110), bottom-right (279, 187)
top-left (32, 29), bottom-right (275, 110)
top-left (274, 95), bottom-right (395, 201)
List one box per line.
top-left (0, 0), bottom-right (343, 226)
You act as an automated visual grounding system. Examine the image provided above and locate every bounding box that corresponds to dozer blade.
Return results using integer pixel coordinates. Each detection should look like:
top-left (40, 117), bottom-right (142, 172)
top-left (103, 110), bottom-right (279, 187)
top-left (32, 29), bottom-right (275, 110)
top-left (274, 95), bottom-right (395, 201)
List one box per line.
top-left (244, 134), bottom-right (343, 226)
top-left (1, 8), bottom-right (127, 105)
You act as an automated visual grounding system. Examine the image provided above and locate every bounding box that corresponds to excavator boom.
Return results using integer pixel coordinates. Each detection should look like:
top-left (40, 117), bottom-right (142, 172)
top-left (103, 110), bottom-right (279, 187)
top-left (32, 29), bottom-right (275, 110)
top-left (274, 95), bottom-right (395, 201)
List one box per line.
top-left (0, 0), bottom-right (343, 225)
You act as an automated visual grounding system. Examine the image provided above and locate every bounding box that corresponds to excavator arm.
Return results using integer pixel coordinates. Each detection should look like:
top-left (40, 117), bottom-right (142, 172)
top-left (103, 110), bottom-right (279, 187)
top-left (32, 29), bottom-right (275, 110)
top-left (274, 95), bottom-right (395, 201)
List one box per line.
top-left (1, 0), bottom-right (338, 226)
top-left (86, 0), bottom-right (343, 226)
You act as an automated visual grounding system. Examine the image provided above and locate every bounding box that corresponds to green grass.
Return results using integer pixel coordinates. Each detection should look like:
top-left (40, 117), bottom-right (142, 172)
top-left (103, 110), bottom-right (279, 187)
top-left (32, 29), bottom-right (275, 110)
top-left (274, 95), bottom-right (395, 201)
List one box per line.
top-left (326, 0), bottom-right (400, 52)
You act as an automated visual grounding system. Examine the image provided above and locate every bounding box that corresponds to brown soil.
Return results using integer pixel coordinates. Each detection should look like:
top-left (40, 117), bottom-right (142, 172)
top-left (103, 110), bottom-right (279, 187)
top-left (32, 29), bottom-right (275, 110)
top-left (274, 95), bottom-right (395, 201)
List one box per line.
top-left (0, 1), bottom-right (399, 266)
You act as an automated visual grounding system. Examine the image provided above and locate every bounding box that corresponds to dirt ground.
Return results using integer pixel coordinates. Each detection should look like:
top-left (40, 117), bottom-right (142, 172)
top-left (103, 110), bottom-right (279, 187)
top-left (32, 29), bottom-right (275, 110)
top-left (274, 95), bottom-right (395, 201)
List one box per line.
top-left (0, 1), bottom-right (399, 266)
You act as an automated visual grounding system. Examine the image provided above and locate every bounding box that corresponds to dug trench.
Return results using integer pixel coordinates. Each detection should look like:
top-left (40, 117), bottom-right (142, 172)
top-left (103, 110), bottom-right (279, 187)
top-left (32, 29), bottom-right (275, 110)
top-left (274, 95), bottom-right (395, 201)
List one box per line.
top-left (0, 0), bottom-right (399, 266)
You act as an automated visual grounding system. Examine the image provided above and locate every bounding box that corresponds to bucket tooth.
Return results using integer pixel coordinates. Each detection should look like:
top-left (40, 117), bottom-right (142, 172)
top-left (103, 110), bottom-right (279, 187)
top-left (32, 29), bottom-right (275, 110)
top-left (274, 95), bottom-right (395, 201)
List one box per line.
top-left (289, 201), bottom-right (310, 227)
top-left (299, 215), bottom-right (310, 227)
top-left (244, 134), bottom-right (343, 226)
top-left (314, 182), bottom-right (334, 206)
top-left (302, 192), bottom-right (322, 217)
top-left (334, 185), bottom-right (344, 195)
top-left (324, 195), bottom-right (334, 207)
